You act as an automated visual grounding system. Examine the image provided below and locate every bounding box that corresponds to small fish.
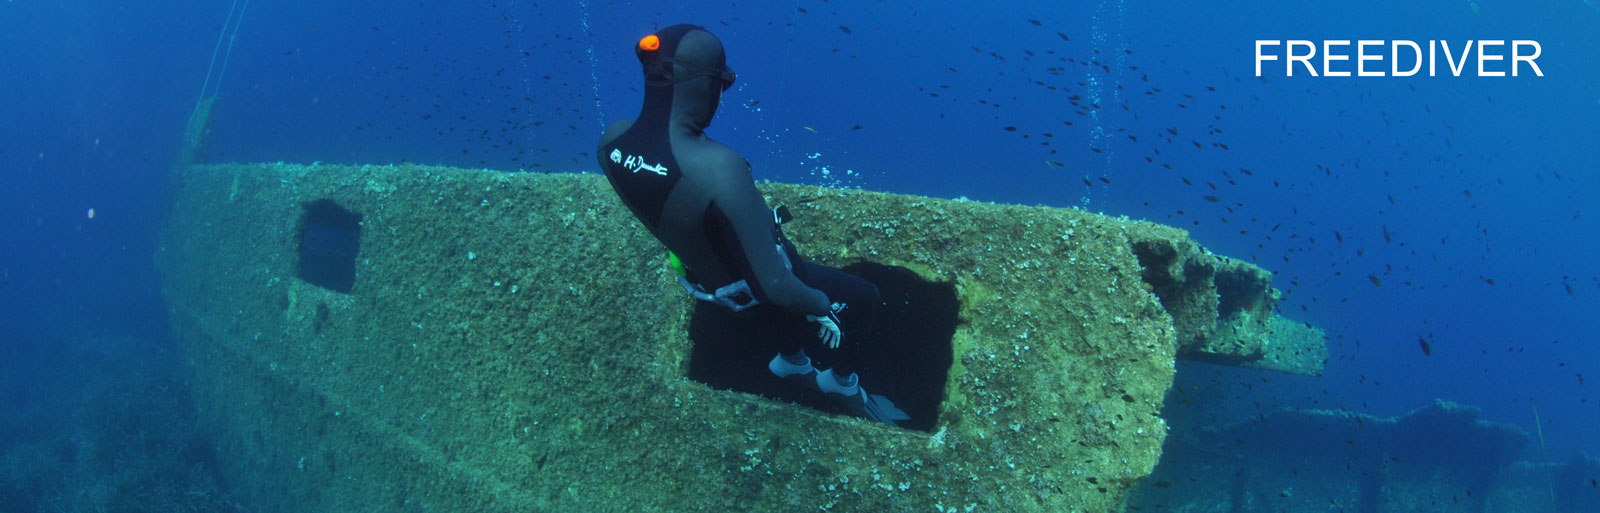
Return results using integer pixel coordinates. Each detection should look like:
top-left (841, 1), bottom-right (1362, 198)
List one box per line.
top-left (1203, 195), bottom-right (1219, 203)
top-left (1382, 225), bottom-right (1392, 243)
top-left (1368, 275), bottom-right (1382, 287)
top-left (839, 26), bottom-right (852, 35)
top-left (1418, 336), bottom-right (1432, 356)
top-left (1028, 19), bottom-right (1042, 26)
top-left (802, 126), bottom-right (817, 133)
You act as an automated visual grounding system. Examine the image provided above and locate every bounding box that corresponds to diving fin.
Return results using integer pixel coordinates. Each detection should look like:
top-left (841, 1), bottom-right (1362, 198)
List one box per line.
top-left (818, 369), bottom-right (910, 427)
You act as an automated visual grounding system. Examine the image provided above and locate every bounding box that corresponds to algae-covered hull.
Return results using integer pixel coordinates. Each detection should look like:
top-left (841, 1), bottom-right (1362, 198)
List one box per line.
top-left (158, 163), bottom-right (1323, 512)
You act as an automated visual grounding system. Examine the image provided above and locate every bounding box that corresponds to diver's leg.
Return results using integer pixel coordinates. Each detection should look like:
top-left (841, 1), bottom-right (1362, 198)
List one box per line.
top-left (794, 262), bottom-right (880, 376)
top-left (790, 263), bottom-right (907, 426)
top-left (765, 305), bottom-right (817, 380)
top-left (795, 262), bottom-right (880, 334)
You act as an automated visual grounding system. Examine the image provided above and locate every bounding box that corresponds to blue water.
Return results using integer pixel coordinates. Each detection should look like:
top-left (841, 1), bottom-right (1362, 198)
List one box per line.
top-left (2, 0), bottom-right (1596, 510)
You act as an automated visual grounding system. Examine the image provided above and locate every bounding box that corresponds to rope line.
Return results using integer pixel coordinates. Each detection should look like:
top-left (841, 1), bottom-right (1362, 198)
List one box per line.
top-left (761, 0), bottom-right (803, 173)
top-left (211, 0), bottom-right (252, 100)
top-left (187, 0), bottom-right (250, 129)
top-left (192, 0), bottom-right (239, 110)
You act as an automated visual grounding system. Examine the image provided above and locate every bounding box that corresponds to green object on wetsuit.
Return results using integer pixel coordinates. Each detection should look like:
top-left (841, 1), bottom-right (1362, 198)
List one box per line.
top-left (666, 251), bottom-right (687, 276)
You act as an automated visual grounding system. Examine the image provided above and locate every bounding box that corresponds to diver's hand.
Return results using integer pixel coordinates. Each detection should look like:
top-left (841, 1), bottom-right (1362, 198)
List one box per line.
top-left (807, 312), bottom-right (842, 348)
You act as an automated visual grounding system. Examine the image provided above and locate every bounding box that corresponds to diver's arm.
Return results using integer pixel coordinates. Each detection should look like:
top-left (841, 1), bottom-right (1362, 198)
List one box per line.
top-left (712, 160), bottom-right (832, 317)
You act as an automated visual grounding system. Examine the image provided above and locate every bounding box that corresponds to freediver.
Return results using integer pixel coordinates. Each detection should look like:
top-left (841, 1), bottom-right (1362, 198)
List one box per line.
top-left (596, 24), bottom-right (909, 427)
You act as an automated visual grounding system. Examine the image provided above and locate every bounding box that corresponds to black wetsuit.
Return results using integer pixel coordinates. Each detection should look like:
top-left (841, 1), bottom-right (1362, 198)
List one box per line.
top-left (597, 24), bottom-right (878, 373)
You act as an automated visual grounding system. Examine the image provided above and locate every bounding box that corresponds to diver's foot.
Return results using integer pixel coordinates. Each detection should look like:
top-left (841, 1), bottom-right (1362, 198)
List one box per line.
top-left (815, 368), bottom-right (859, 394)
top-left (768, 350), bottom-right (815, 381)
top-left (817, 369), bottom-right (910, 427)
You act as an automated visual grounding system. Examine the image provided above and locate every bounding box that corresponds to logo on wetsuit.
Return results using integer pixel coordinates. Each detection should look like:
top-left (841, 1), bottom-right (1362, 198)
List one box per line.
top-left (610, 148), bottom-right (669, 176)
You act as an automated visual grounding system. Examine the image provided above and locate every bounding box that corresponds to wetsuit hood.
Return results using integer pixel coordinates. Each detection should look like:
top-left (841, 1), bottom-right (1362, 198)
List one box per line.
top-left (634, 24), bottom-right (735, 132)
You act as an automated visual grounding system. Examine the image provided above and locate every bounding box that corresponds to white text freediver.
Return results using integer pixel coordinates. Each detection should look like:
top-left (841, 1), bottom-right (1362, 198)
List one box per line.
top-left (1254, 40), bottom-right (1543, 77)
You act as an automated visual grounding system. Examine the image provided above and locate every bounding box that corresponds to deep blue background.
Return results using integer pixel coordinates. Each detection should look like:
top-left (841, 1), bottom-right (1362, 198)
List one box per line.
top-left (3, 0), bottom-right (1596, 470)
